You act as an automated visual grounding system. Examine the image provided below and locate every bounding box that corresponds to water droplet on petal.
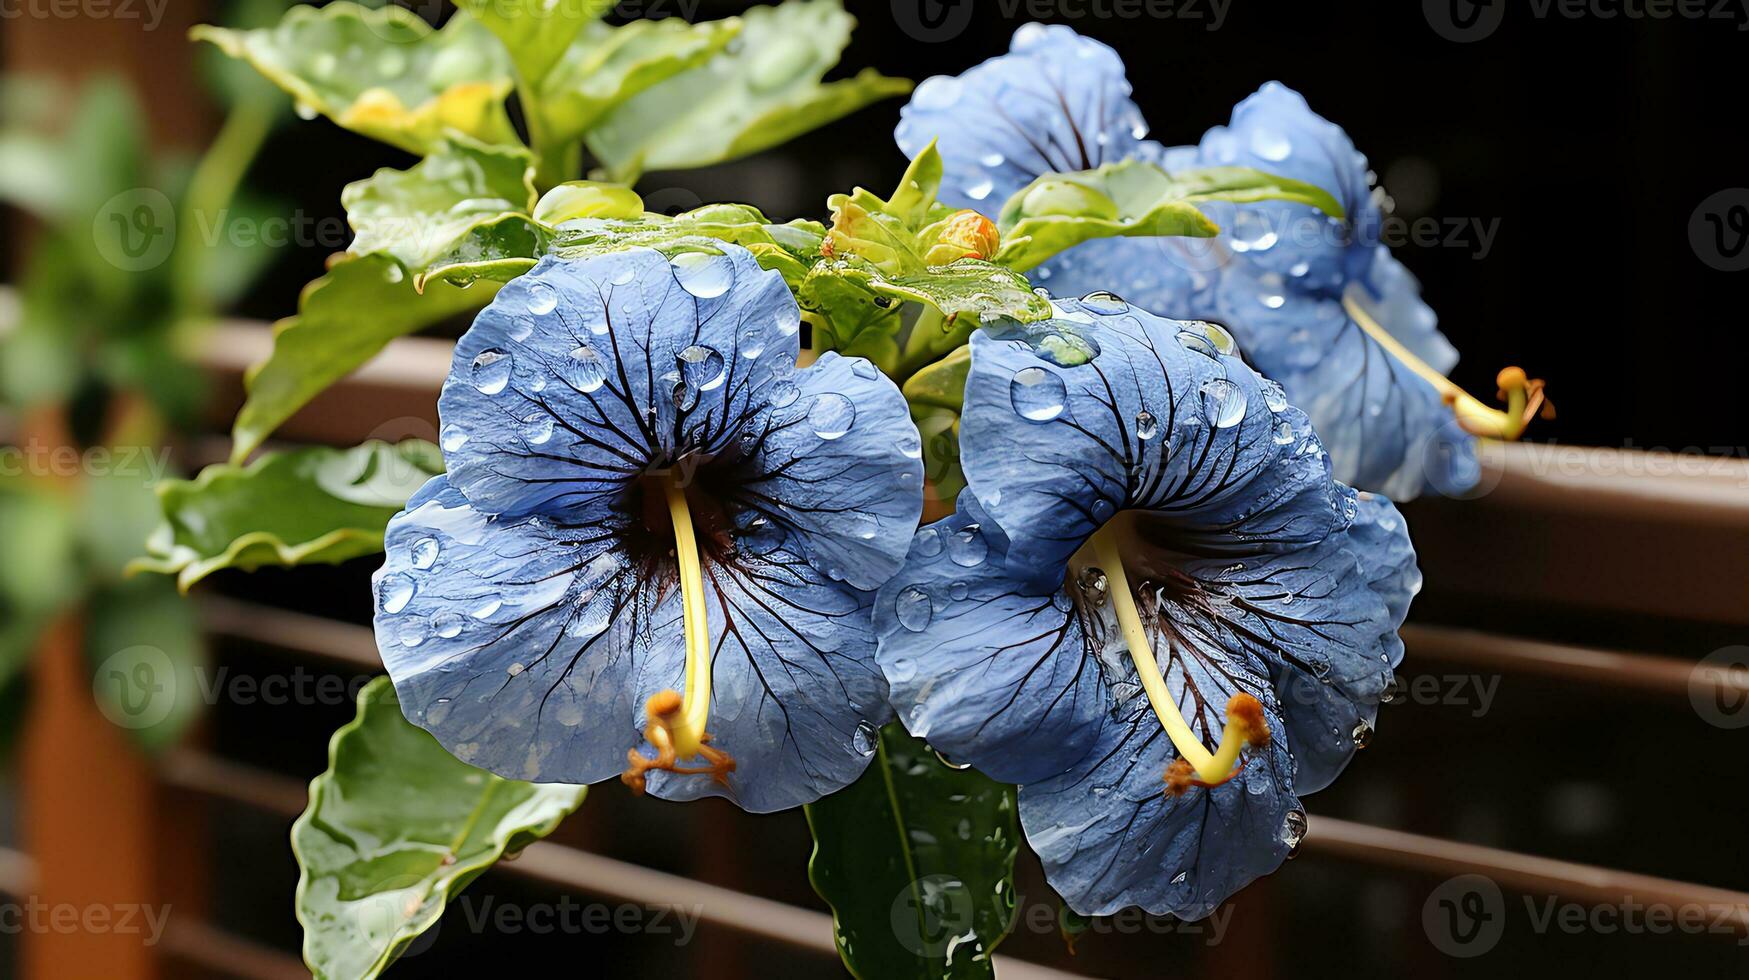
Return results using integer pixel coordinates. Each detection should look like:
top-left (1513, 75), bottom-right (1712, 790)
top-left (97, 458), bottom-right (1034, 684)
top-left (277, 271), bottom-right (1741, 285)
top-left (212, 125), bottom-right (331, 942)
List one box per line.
top-left (895, 586), bottom-right (933, 632)
top-left (432, 612), bottom-right (464, 639)
top-left (410, 537), bottom-right (439, 570)
top-left (670, 251), bottom-right (733, 299)
top-left (1171, 870), bottom-right (1190, 886)
top-left (567, 344), bottom-right (606, 393)
top-left (1200, 378), bottom-right (1247, 428)
top-left (1009, 366), bottom-right (1066, 422)
top-left (934, 749), bottom-right (973, 770)
top-left (1261, 379), bottom-right (1289, 413)
top-left (1091, 498), bottom-right (1116, 524)
top-left (678, 344), bottom-right (725, 392)
top-left (1077, 566), bottom-right (1109, 606)
top-left (526, 281), bottom-right (559, 316)
top-left (1250, 127), bottom-right (1292, 162)
top-left (739, 326), bottom-right (766, 360)
top-left (1273, 420), bottom-right (1295, 445)
top-left (809, 393), bottom-right (856, 439)
top-left (913, 526), bottom-right (943, 557)
top-left (1135, 410), bottom-right (1159, 441)
top-left (470, 349), bottom-right (512, 394)
top-left (471, 597), bottom-right (502, 620)
top-left (966, 179), bottom-right (993, 201)
top-left (911, 75), bottom-right (963, 110)
top-left (379, 574), bottom-right (415, 614)
top-left (1351, 719), bottom-right (1373, 750)
top-left (440, 424), bottom-right (469, 452)
top-left (610, 266), bottom-right (636, 286)
top-left (947, 524), bottom-right (987, 567)
top-left (1079, 290), bottom-right (1127, 314)
top-left (1178, 329), bottom-right (1219, 359)
top-left (979, 152), bottom-right (1005, 167)
top-left (852, 720), bottom-right (879, 753)
top-left (768, 380), bottom-right (800, 409)
top-left (523, 412), bottom-right (555, 445)
top-left (1282, 809), bottom-right (1308, 857)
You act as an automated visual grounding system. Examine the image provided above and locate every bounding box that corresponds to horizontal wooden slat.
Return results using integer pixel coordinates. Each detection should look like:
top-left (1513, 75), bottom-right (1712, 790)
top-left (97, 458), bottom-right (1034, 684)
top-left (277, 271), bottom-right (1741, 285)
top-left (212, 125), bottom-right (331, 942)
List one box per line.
top-left (1402, 622), bottom-right (1742, 699)
top-left (157, 750), bottom-right (1079, 980)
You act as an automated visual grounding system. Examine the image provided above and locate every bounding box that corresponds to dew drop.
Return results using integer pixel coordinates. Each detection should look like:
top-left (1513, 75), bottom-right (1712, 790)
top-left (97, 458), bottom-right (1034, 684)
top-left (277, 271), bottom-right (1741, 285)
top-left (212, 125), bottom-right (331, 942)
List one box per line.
top-left (1351, 719), bottom-right (1373, 750)
top-left (1078, 290), bottom-right (1127, 314)
top-left (966, 179), bottom-right (993, 201)
top-left (911, 75), bottom-right (964, 110)
top-left (678, 344), bottom-right (725, 392)
top-left (768, 380), bottom-right (800, 409)
top-left (1077, 566), bottom-right (1109, 606)
top-left (1177, 329), bottom-right (1219, 359)
top-left (523, 412), bottom-right (555, 445)
top-left (379, 574), bottom-right (415, 614)
top-left (1273, 420), bottom-right (1295, 445)
top-left (1261, 379), bottom-right (1289, 413)
top-left (947, 524), bottom-right (987, 567)
top-left (1135, 410), bottom-right (1159, 441)
top-left (440, 424), bottom-right (469, 452)
top-left (1249, 127), bottom-right (1293, 162)
top-left (808, 393), bottom-right (856, 439)
top-left (432, 612), bottom-right (464, 639)
top-left (895, 586), bottom-right (934, 632)
top-left (470, 349), bottom-right (512, 395)
top-left (471, 597), bottom-right (503, 620)
top-left (1282, 809), bottom-right (1308, 857)
top-left (739, 325), bottom-right (766, 360)
top-left (1009, 366), bottom-right (1066, 422)
top-left (852, 720), bottom-right (879, 754)
top-left (526, 281), bottom-right (559, 316)
top-left (610, 266), bottom-right (636, 286)
top-left (567, 344), bottom-right (606, 393)
top-left (670, 251), bottom-right (733, 299)
top-left (410, 537), bottom-right (440, 570)
top-left (1200, 378), bottom-right (1247, 428)
top-left (1171, 871), bottom-right (1190, 886)
top-left (398, 620), bottom-right (426, 647)
top-left (913, 526), bottom-right (943, 558)
top-left (979, 152), bottom-right (1005, 167)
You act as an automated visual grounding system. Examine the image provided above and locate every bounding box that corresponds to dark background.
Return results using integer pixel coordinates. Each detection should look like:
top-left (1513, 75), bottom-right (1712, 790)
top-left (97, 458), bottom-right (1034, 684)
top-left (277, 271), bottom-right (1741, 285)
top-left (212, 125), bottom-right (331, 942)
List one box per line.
top-left (6, 2), bottom-right (1747, 978)
top-left (235, 0), bottom-right (1749, 457)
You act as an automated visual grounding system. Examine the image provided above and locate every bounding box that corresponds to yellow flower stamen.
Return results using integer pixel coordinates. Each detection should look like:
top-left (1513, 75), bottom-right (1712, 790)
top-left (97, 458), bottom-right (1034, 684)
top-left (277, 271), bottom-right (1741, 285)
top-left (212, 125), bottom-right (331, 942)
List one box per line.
top-left (1090, 526), bottom-right (1268, 797)
top-left (621, 475), bottom-right (735, 793)
top-left (1342, 290), bottom-right (1554, 440)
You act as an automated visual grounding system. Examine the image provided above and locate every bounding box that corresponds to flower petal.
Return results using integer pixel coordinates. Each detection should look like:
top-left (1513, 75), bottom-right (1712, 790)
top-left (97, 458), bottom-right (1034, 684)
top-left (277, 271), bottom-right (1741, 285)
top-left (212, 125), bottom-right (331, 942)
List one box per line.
top-left (1019, 605), bottom-right (1298, 920)
top-left (959, 296), bottom-right (1345, 570)
top-left (875, 493), bottom-right (1109, 785)
top-left (637, 542), bottom-right (889, 812)
top-left (375, 476), bottom-right (661, 784)
top-left (730, 351), bottom-right (923, 591)
top-left (895, 23), bottom-right (1149, 214)
top-left (438, 247), bottom-right (800, 519)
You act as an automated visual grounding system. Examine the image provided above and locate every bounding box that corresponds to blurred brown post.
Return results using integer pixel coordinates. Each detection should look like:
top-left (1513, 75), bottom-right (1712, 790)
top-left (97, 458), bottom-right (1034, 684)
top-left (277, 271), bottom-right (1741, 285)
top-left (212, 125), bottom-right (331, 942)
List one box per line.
top-left (5, 5), bottom-right (215, 979)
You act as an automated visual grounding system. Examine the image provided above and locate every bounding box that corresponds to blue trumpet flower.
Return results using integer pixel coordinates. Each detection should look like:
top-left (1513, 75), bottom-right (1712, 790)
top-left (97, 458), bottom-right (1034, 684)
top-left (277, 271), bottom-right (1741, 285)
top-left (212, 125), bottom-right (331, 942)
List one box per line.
top-left (897, 24), bottom-right (1550, 500)
top-left (875, 294), bottom-right (1419, 917)
top-left (372, 246), bottom-right (923, 813)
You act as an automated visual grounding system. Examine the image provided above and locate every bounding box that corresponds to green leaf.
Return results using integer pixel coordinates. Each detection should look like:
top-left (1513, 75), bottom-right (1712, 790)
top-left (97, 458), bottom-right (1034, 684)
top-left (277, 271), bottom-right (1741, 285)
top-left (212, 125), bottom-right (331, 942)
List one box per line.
top-left (995, 160), bottom-right (1348, 272)
top-left (584, 0), bottom-right (909, 181)
top-left (537, 17), bottom-right (739, 146)
top-left (0, 482), bottom-right (79, 692)
top-left (130, 440), bottom-right (443, 591)
top-left (902, 345), bottom-right (970, 414)
top-left (85, 577), bottom-right (205, 753)
top-left (192, 2), bottom-right (518, 155)
top-left (806, 724), bottom-right (1017, 979)
top-left (453, 0), bottom-right (608, 89)
top-left (229, 254), bottom-right (494, 462)
top-left (295, 677), bottom-right (586, 980)
top-left (549, 203), bottom-right (825, 266)
top-left (342, 135), bottom-right (538, 274)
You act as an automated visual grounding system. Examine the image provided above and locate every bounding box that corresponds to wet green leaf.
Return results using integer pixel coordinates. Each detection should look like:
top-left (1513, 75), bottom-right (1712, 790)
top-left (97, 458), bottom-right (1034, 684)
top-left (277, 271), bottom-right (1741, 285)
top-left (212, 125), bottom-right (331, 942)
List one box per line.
top-left (454, 0), bottom-right (609, 89)
top-left (806, 724), bottom-right (1017, 980)
top-left (295, 678), bottom-right (586, 980)
top-left (995, 160), bottom-right (1347, 271)
top-left (192, 2), bottom-right (518, 155)
top-left (130, 440), bottom-right (443, 591)
top-left (538, 17), bottom-right (740, 147)
top-left (584, 0), bottom-right (908, 181)
top-left (229, 254), bottom-right (494, 462)
top-left (343, 135), bottom-right (537, 275)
